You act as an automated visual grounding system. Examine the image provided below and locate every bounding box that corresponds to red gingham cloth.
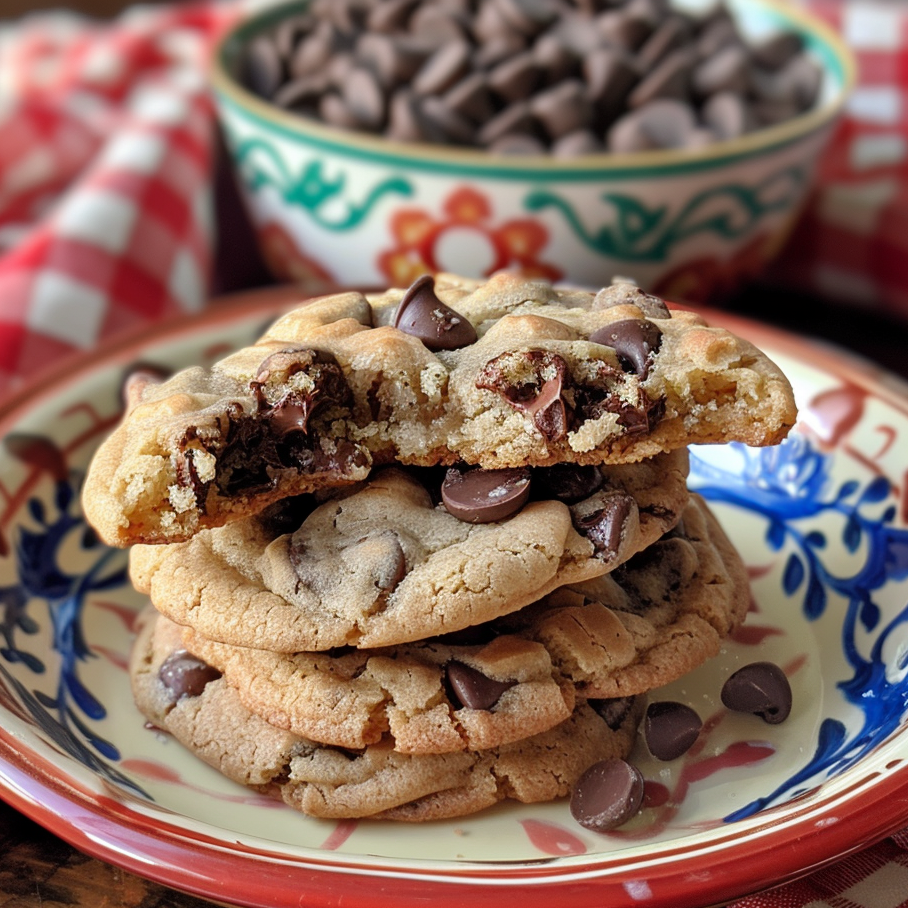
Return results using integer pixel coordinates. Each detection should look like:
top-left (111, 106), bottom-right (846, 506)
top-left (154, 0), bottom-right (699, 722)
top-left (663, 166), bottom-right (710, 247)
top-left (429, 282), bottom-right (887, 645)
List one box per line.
top-left (769, 0), bottom-right (908, 321)
top-left (0, 1), bottom-right (240, 393)
top-left (0, 3), bottom-right (905, 907)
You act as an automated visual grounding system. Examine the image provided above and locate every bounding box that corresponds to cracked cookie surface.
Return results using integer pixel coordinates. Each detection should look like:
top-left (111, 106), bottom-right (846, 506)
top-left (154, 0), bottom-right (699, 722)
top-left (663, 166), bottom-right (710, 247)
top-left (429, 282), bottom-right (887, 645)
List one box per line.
top-left (84, 273), bottom-right (795, 546)
top-left (130, 454), bottom-right (688, 651)
top-left (173, 492), bottom-right (743, 755)
top-left (130, 611), bottom-right (639, 821)
top-left (553, 492), bottom-right (751, 698)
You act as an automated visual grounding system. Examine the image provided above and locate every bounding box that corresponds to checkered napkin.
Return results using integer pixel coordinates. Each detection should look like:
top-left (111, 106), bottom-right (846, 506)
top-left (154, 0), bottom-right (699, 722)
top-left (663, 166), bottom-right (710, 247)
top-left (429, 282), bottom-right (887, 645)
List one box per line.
top-left (0, 3), bottom-right (905, 906)
top-left (0, 1), bottom-right (242, 394)
top-left (769, 0), bottom-right (908, 322)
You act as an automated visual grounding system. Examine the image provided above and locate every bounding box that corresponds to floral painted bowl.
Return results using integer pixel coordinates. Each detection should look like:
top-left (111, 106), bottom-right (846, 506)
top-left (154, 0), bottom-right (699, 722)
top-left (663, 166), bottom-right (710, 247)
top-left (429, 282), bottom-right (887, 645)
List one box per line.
top-left (211, 0), bottom-right (854, 303)
top-left (0, 289), bottom-right (906, 908)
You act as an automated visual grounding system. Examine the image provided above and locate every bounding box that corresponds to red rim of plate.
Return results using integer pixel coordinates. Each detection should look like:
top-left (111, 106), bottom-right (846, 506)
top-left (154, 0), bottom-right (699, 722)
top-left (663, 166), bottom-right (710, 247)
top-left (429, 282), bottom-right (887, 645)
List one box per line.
top-left (0, 287), bottom-right (906, 908)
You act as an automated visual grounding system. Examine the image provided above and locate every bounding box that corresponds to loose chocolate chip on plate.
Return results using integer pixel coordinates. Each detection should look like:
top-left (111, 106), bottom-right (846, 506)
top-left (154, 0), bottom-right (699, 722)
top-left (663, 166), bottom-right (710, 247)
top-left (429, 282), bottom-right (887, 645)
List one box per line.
top-left (570, 758), bottom-right (645, 832)
top-left (159, 650), bottom-right (221, 701)
top-left (589, 318), bottom-right (663, 379)
top-left (441, 465), bottom-right (531, 523)
top-left (393, 274), bottom-right (478, 350)
top-left (446, 660), bottom-right (516, 710)
top-left (644, 701), bottom-right (702, 761)
top-left (721, 661), bottom-right (792, 724)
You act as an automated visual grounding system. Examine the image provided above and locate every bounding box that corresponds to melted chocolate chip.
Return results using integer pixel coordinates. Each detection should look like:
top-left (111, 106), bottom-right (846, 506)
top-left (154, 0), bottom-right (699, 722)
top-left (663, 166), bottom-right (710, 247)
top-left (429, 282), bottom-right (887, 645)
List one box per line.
top-left (532, 462), bottom-right (603, 504)
top-left (589, 318), bottom-right (663, 379)
top-left (570, 758), bottom-right (644, 832)
top-left (476, 350), bottom-right (568, 441)
top-left (258, 493), bottom-right (317, 536)
top-left (445, 660), bottom-right (515, 710)
top-left (392, 274), bottom-right (478, 351)
top-left (589, 696), bottom-right (636, 731)
top-left (441, 465), bottom-right (531, 523)
top-left (644, 701), bottom-right (702, 761)
top-left (571, 491), bottom-right (633, 561)
top-left (211, 352), bottom-right (358, 499)
top-left (370, 530), bottom-right (408, 593)
top-left (159, 650), bottom-right (221, 701)
top-left (721, 662), bottom-right (792, 724)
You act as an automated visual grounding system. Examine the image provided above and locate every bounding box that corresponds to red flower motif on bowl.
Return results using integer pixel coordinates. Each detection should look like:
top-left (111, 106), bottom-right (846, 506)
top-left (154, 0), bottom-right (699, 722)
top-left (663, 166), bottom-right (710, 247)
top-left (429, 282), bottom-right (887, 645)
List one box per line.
top-left (377, 187), bottom-right (563, 286)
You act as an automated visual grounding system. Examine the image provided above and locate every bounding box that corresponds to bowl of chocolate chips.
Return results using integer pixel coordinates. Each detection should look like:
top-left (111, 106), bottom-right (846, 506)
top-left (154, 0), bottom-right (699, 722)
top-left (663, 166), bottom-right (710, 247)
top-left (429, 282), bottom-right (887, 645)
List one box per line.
top-left (212, 0), bottom-right (853, 302)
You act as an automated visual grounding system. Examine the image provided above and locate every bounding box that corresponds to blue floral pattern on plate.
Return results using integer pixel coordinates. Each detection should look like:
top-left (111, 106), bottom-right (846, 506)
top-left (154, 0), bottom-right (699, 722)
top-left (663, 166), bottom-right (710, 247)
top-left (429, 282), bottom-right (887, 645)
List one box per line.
top-left (0, 301), bottom-right (905, 907)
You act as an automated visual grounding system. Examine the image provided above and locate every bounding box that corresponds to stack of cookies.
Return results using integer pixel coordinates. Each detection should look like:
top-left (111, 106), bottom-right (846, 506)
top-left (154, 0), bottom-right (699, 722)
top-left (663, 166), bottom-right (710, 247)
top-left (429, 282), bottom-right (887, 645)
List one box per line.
top-left (83, 273), bottom-right (796, 823)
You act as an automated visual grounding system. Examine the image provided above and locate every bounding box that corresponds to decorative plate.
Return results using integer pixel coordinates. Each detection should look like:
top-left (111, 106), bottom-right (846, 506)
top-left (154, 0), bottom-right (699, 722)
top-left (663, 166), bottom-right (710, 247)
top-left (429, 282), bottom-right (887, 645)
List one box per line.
top-left (0, 288), bottom-right (905, 908)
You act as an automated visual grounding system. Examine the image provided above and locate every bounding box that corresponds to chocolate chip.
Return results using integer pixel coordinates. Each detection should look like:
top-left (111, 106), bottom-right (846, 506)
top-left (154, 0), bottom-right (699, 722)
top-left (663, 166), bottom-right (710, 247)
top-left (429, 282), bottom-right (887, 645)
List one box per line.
top-left (533, 462), bottom-right (604, 504)
top-left (570, 758), bottom-right (645, 832)
top-left (412, 41), bottom-right (472, 95)
top-left (627, 48), bottom-right (694, 108)
top-left (643, 701), bottom-right (702, 760)
top-left (446, 660), bottom-right (515, 710)
top-left (488, 52), bottom-right (542, 104)
top-left (241, 0), bottom-right (821, 155)
top-left (607, 99), bottom-right (698, 152)
top-left (637, 16), bottom-right (690, 70)
top-left (477, 100), bottom-right (536, 146)
top-left (721, 662), bottom-right (792, 724)
top-left (530, 79), bottom-right (593, 140)
top-left (441, 465), bottom-right (531, 523)
top-left (243, 34), bottom-right (284, 99)
top-left (751, 31), bottom-right (804, 71)
top-left (533, 32), bottom-right (579, 84)
top-left (392, 274), bottom-right (477, 350)
top-left (584, 46), bottom-right (639, 123)
top-left (343, 67), bottom-right (387, 129)
top-left (597, 9), bottom-right (652, 51)
top-left (492, 0), bottom-right (559, 37)
top-left (318, 92), bottom-right (361, 130)
top-left (159, 650), bottom-right (221, 701)
top-left (589, 318), bottom-right (663, 379)
top-left (570, 491), bottom-right (633, 561)
top-left (589, 695), bottom-right (636, 730)
top-left (443, 72), bottom-right (495, 123)
top-left (476, 350), bottom-right (569, 441)
top-left (702, 91), bottom-right (754, 140)
top-left (552, 129), bottom-right (603, 157)
top-left (367, 0), bottom-right (418, 33)
top-left (692, 44), bottom-right (750, 98)
top-left (418, 96), bottom-right (477, 145)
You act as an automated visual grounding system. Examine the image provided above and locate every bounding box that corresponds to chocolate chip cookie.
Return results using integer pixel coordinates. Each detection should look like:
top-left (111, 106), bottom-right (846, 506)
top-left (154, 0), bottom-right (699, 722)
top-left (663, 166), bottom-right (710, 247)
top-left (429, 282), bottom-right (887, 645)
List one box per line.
top-left (172, 491), bottom-right (743, 755)
top-left (131, 611), bottom-right (640, 821)
top-left (84, 272), bottom-right (795, 546)
top-left (558, 491), bottom-right (751, 698)
top-left (130, 453), bottom-right (688, 652)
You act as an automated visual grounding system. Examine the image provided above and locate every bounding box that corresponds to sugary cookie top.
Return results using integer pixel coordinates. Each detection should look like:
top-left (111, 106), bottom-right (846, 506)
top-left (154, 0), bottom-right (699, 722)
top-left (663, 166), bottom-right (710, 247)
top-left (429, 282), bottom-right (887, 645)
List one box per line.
top-left (83, 272), bottom-right (796, 546)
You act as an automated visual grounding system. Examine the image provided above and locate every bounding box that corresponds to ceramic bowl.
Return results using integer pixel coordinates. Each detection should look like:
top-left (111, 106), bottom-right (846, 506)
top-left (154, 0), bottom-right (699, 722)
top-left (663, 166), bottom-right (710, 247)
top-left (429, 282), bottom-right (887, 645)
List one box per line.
top-left (211, 0), bottom-right (854, 303)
